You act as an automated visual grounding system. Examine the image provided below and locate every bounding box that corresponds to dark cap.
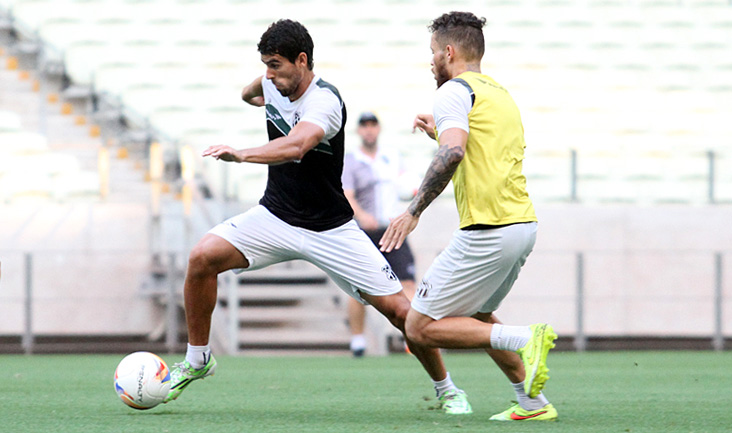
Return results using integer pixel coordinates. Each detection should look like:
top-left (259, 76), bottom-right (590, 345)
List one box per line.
top-left (358, 111), bottom-right (379, 125)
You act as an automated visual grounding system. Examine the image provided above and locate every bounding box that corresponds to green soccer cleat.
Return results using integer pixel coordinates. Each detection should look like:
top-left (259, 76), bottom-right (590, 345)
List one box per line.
top-left (164, 355), bottom-right (217, 403)
top-left (517, 323), bottom-right (557, 398)
top-left (489, 402), bottom-right (558, 421)
top-left (438, 389), bottom-right (473, 415)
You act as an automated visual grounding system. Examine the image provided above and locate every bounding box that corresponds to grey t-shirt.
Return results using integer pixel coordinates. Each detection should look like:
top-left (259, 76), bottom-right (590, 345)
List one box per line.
top-left (342, 148), bottom-right (402, 227)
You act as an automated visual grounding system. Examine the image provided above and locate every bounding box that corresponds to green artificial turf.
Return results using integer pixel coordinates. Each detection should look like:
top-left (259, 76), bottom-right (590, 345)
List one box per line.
top-left (1, 351), bottom-right (729, 433)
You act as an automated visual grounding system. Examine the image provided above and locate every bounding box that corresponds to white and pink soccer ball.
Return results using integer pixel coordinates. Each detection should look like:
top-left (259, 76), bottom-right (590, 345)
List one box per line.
top-left (114, 351), bottom-right (171, 410)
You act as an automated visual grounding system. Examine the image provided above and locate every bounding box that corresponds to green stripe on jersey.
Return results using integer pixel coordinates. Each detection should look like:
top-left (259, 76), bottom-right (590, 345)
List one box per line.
top-left (316, 78), bottom-right (343, 104)
top-left (266, 103), bottom-right (291, 135)
top-left (312, 142), bottom-right (333, 155)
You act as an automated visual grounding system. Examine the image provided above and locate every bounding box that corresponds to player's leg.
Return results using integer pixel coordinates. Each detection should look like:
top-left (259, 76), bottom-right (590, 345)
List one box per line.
top-left (347, 298), bottom-right (367, 357)
top-left (167, 205), bottom-right (299, 402)
top-left (474, 312), bottom-right (557, 421)
top-left (405, 310), bottom-right (493, 348)
top-left (384, 237), bottom-right (417, 352)
top-left (165, 233), bottom-right (247, 402)
top-left (401, 280), bottom-right (416, 300)
top-left (473, 313), bottom-right (523, 382)
top-left (407, 223), bottom-right (556, 397)
top-left (185, 234), bottom-right (249, 346)
top-left (359, 291), bottom-right (444, 378)
top-left (360, 291), bottom-right (473, 415)
top-left (302, 220), bottom-right (471, 413)
top-left (475, 225), bottom-right (556, 400)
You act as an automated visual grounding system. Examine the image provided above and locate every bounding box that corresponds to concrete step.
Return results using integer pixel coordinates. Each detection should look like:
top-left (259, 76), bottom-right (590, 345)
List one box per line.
top-left (236, 305), bottom-right (347, 326)
top-left (238, 328), bottom-right (350, 351)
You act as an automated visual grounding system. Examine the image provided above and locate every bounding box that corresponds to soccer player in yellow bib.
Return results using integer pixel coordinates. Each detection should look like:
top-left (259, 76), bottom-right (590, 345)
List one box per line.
top-left (381, 12), bottom-right (558, 421)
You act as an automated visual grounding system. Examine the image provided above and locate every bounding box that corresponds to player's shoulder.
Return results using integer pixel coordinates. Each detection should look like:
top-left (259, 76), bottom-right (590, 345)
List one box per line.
top-left (436, 79), bottom-right (472, 99)
top-left (435, 79), bottom-right (474, 111)
top-left (311, 77), bottom-right (343, 104)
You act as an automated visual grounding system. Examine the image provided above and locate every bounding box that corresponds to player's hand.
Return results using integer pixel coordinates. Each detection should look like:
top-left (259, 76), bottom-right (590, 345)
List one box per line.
top-left (412, 114), bottom-right (436, 140)
top-left (202, 145), bottom-right (243, 162)
top-left (379, 211), bottom-right (419, 253)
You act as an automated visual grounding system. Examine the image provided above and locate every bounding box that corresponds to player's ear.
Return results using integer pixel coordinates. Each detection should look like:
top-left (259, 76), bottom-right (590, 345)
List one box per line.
top-left (296, 52), bottom-right (308, 68)
top-left (445, 44), bottom-right (455, 62)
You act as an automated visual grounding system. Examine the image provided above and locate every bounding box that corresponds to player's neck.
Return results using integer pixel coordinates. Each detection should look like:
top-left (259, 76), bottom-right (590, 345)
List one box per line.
top-left (450, 62), bottom-right (481, 79)
top-left (288, 71), bottom-right (315, 102)
top-left (361, 143), bottom-right (378, 158)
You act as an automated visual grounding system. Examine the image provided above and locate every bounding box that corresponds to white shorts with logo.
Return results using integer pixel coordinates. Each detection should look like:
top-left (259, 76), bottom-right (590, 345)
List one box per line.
top-left (412, 222), bottom-right (537, 320)
top-left (208, 205), bottom-right (402, 303)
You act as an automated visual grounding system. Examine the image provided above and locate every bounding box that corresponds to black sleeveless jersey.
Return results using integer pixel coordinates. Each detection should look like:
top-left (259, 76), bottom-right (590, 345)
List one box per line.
top-left (258, 77), bottom-right (353, 231)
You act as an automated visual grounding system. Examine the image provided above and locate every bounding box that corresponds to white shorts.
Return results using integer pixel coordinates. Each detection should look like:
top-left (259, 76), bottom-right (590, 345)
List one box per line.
top-left (412, 222), bottom-right (537, 320)
top-left (208, 205), bottom-right (402, 303)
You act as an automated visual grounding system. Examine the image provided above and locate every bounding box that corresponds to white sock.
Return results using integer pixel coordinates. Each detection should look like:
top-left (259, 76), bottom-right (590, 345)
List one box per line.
top-left (490, 324), bottom-right (532, 352)
top-left (350, 334), bottom-right (367, 352)
top-left (512, 381), bottom-right (549, 411)
top-left (186, 344), bottom-right (211, 369)
top-left (432, 372), bottom-right (458, 398)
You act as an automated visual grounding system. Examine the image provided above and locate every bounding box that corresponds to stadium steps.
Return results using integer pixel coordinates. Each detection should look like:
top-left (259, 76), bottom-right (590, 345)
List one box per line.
top-left (216, 261), bottom-right (352, 354)
top-left (0, 39), bottom-right (189, 354)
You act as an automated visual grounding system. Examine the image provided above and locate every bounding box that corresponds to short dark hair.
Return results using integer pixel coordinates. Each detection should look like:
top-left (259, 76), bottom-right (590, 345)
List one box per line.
top-left (429, 12), bottom-right (486, 61)
top-left (257, 19), bottom-right (314, 70)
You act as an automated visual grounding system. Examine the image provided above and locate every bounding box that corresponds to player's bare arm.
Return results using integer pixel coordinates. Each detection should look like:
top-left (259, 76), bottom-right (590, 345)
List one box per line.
top-left (344, 189), bottom-right (379, 231)
top-left (380, 127), bottom-right (467, 252)
top-left (202, 121), bottom-right (325, 165)
top-left (241, 75), bottom-right (265, 107)
top-left (409, 127), bottom-right (466, 217)
top-left (413, 114), bottom-right (436, 140)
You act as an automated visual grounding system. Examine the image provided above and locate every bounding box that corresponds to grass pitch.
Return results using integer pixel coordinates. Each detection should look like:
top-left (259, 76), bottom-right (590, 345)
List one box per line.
top-left (2, 351), bottom-right (729, 433)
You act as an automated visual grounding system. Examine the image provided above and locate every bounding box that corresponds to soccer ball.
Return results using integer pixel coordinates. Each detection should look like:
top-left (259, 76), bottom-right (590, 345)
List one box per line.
top-left (114, 351), bottom-right (171, 410)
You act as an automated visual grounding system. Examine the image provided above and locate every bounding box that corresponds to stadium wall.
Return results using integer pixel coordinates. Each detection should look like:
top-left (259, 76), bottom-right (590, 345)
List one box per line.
top-left (410, 200), bottom-right (732, 339)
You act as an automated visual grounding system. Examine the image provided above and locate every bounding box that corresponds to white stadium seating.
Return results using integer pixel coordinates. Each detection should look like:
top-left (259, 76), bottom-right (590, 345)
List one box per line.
top-left (1, 0), bottom-right (730, 204)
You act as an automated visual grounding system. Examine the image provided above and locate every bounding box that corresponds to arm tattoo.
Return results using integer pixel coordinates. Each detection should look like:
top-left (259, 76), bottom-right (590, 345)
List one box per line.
top-left (408, 144), bottom-right (464, 217)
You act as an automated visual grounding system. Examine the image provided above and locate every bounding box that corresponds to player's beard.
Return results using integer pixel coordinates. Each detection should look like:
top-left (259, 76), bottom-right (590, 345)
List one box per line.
top-left (432, 61), bottom-right (450, 88)
top-left (273, 71), bottom-right (303, 97)
top-left (274, 80), bottom-right (298, 97)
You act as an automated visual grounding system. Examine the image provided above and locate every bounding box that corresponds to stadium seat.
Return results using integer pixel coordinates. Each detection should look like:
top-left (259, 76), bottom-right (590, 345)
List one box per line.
top-left (2, 0), bottom-right (729, 205)
top-left (0, 110), bottom-right (22, 131)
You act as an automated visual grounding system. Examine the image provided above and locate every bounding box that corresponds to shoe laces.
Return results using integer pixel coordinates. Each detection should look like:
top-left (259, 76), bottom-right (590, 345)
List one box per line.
top-left (171, 361), bottom-right (193, 377)
top-left (440, 389), bottom-right (466, 402)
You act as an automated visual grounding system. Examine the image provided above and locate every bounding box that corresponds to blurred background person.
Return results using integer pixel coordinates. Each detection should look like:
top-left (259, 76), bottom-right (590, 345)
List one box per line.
top-left (342, 111), bottom-right (417, 357)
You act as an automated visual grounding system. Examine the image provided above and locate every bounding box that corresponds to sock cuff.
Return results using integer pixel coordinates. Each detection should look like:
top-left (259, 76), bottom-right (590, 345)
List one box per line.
top-left (186, 344), bottom-right (211, 368)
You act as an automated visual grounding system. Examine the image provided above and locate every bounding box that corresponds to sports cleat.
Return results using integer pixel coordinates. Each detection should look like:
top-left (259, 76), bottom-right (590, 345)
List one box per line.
top-left (489, 402), bottom-right (558, 421)
top-left (164, 354), bottom-right (217, 403)
top-left (438, 389), bottom-right (473, 415)
top-left (517, 323), bottom-right (557, 398)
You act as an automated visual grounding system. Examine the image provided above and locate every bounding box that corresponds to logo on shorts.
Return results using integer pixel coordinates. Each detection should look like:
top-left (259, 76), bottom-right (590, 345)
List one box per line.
top-left (381, 264), bottom-right (398, 281)
top-left (417, 279), bottom-right (431, 298)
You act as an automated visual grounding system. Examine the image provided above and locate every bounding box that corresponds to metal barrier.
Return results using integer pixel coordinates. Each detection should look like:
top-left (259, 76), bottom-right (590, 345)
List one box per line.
top-left (2, 248), bottom-right (727, 354)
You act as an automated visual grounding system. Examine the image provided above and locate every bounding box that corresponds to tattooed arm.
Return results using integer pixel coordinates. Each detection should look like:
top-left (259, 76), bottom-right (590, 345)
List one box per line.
top-left (408, 129), bottom-right (466, 217)
top-left (380, 128), bottom-right (468, 252)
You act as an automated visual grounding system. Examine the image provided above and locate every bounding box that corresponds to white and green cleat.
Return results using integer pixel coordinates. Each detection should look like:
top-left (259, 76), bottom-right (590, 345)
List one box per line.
top-left (438, 389), bottom-right (473, 415)
top-left (164, 355), bottom-right (217, 403)
top-left (517, 324), bottom-right (557, 398)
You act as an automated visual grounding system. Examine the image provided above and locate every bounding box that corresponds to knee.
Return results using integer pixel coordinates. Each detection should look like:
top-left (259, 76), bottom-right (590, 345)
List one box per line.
top-left (385, 300), bottom-right (409, 333)
top-left (404, 311), bottom-right (430, 346)
top-left (187, 242), bottom-right (217, 278)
